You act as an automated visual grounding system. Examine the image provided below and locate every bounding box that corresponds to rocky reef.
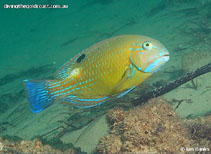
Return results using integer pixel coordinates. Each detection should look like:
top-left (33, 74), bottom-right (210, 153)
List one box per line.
top-left (0, 98), bottom-right (210, 153)
top-left (0, 137), bottom-right (81, 154)
top-left (185, 115), bottom-right (211, 150)
top-left (96, 98), bottom-right (201, 153)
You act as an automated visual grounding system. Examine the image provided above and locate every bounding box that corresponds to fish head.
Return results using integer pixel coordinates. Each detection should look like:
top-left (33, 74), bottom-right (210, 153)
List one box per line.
top-left (130, 36), bottom-right (169, 73)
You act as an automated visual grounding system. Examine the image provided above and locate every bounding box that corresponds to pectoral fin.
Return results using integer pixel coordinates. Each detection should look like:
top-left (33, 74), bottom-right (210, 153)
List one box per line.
top-left (111, 64), bottom-right (136, 94)
top-left (117, 86), bottom-right (136, 98)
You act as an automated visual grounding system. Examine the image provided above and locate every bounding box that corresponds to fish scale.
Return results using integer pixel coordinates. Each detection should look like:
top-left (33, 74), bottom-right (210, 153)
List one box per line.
top-left (24, 35), bottom-right (169, 113)
top-left (54, 39), bottom-right (128, 97)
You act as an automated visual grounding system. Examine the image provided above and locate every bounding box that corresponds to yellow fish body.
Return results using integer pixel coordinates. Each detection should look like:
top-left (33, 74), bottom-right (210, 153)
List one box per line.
top-left (24, 35), bottom-right (169, 113)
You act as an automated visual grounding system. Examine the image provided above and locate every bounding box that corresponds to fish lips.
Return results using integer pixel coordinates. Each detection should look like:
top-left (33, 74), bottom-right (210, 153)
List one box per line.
top-left (143, 54), bottom-right (169, 73)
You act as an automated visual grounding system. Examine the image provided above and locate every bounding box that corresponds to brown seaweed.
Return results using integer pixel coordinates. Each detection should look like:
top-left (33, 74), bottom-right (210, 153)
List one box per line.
top-left (60, 37), bottom-right (78, 47)
top-left (0, 64), bottom-right (56, 88)
top-left (133, 63), bottom-right (211, 106)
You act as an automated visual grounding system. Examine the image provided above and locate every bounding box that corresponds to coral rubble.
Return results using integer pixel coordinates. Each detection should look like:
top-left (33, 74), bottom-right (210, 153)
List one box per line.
top-left (185, 115), bottom-right (211, 150)
top-left (0, 137), bottom-right (79, 154)
top-left (96, 98), bottom-right (195, 153)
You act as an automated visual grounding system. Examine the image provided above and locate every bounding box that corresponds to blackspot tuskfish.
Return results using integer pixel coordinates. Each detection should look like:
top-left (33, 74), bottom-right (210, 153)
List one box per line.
top-left (24, 35), bottom-right (169, 113)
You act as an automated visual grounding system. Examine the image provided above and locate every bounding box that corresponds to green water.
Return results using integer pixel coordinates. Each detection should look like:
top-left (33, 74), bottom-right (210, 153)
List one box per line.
top-left (0, 0), bottom-right (210, 153)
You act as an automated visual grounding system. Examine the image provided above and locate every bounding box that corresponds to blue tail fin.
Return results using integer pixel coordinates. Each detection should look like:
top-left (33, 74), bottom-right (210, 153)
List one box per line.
top-left (24, 80), bottom-right (55, 113)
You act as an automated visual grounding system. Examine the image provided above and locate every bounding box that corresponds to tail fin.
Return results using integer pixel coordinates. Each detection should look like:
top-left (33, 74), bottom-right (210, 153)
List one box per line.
top-left (24, 80), bottom-right (56, 113)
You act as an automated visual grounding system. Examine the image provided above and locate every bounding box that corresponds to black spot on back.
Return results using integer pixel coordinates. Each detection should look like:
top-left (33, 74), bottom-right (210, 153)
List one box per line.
top-left (77, 53), bottom-right (86, 63)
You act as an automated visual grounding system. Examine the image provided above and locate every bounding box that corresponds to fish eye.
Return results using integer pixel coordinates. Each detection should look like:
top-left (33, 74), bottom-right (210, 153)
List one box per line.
top-left (143, 42), bottom-right (152, 50)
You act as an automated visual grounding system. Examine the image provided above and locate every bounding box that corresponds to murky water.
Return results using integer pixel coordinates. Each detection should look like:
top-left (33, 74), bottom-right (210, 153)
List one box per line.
top-left (0, 0), bottom-right (210, 153)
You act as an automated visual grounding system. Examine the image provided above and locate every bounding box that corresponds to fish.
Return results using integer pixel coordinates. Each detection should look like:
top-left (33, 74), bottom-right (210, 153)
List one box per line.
top-left (24, 35), bottom-right (169, 113)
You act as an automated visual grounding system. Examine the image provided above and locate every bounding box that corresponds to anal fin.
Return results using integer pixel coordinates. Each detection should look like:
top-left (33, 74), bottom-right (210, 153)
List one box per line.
top-left (62, 96), bottom-right (109, 108)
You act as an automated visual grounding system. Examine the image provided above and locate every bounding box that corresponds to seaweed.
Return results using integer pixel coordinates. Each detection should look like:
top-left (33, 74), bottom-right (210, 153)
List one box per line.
top-left (0, 74), bottom-right (19, 87)
top-left (0, 64), bottom-right (57, 115)
top-left (96, 98), bottom-right (194, 153)
top-left (80, 0), bottom-right (113, 9)
top-left (60, 37), bottom-right (78, 47)
top-left (146, 2), bottom-right (167, 17)
top-left (41, 137), bottom-right (84, 153)
top-left (176, 3), bottom-right (211, 47)
top-left (183, 79), bottom-right (198, 90)
top-left (187, 19), bottom-right (211, 45)
top-left (169, 98), bottom-right (192, 111)
top-left (0, 122), bottom-right (8, 133)
top-left (163, 6), bottom-right (199, 18)
top-left (200, 86), bottom-right (211, 95)
top-left (0, 94), bottom-right (13, 114)
top-left (0, 137), bottom-right (81, 153)
top-left (133, 63), bottom-right (211, 106)
top-left (93, 24), bottom-right (127, 40)
top-left (152, 79), bottom-right (168, 88)
top-left (0, 90), bottom-right (25, 114)
top-left (0, 64), bottom-right (56, 88)
top-left (163, 67), bottom-right (185, 81)
top-left (1, 135), bottom-right (23, 143)
top-left (36, 95), bottom-right (133, 142)
top-left (185, 115), bottom-right (211, 147)
top-left (40, 107), bottom-right (105, 140)
top-left (92, 16), bottom-right (139, 42)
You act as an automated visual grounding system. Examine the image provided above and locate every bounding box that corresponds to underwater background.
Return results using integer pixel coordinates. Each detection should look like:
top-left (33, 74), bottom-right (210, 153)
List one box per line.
top-left (0, 0), bottom-right (211, 153)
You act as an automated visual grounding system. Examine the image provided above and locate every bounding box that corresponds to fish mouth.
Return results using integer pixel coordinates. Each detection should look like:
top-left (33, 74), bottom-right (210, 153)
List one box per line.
top-left (160, 53), bottom-right (170, 61)
top-left (163, 53), bottom-right (170, 57)
top-left (143, 54), bottom-right (169, 73)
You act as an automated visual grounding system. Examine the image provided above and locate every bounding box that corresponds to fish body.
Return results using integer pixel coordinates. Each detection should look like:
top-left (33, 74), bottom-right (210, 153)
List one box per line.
top-left (24, 35), bottom-right (169, 113)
